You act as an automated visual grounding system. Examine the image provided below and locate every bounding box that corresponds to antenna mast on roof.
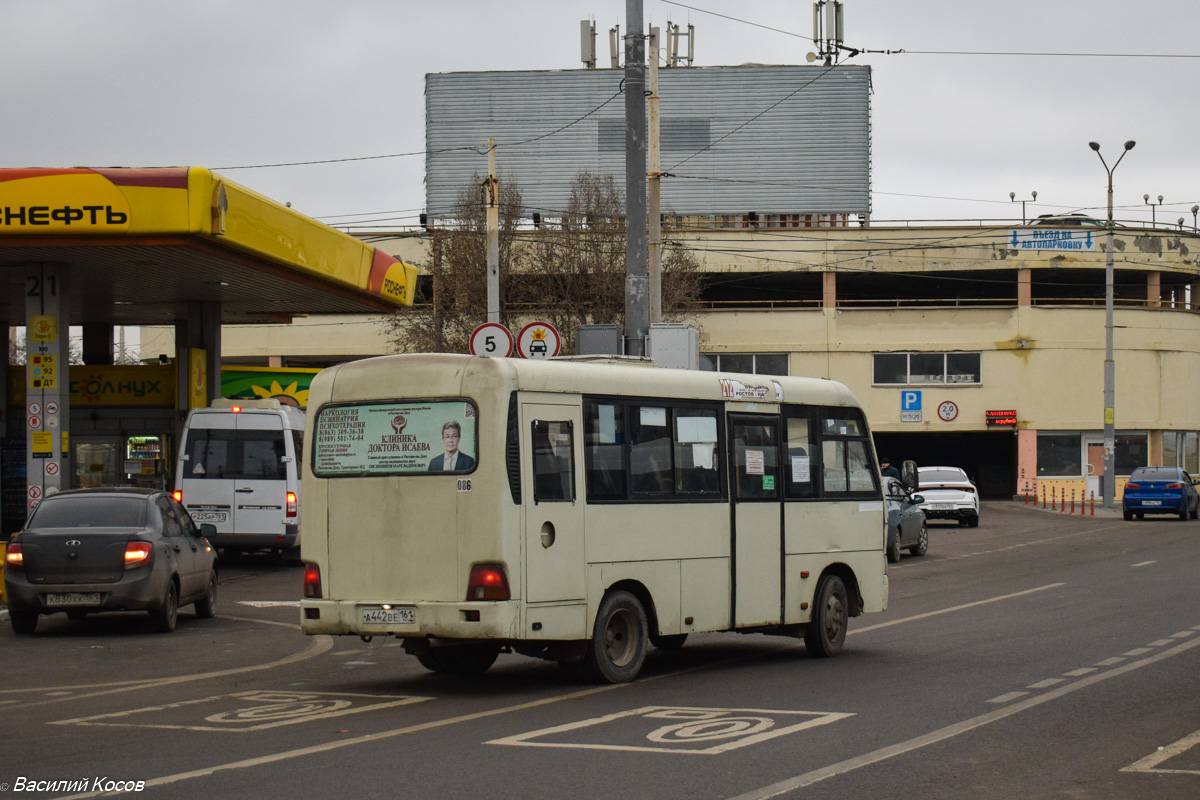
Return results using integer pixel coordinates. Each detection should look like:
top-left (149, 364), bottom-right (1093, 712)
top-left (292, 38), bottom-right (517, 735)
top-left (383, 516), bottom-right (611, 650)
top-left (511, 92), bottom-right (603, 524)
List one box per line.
top-left (581, 19), bottom-right (598, 69)
top-left (810, 1), bottom-right (844, 65)
top-left (664, 21), bottom-right (695, 67)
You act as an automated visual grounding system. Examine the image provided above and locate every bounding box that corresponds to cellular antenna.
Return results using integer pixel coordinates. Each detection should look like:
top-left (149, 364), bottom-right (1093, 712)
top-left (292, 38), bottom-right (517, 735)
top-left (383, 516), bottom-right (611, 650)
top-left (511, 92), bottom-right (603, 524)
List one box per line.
top-left (812, 1), bottom-right (844, 65)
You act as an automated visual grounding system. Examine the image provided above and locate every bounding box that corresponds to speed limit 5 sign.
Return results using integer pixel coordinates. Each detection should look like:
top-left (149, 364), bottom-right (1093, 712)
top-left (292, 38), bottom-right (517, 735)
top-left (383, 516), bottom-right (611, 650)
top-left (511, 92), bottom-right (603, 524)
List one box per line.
top-left (469, 323), bottom-right (514, 358)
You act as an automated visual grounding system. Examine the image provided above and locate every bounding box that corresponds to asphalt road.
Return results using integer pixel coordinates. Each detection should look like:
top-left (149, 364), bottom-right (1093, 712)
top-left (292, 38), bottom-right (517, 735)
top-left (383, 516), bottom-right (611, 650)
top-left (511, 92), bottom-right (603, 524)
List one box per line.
top-left (2, 501), bottom-right (1199, 800)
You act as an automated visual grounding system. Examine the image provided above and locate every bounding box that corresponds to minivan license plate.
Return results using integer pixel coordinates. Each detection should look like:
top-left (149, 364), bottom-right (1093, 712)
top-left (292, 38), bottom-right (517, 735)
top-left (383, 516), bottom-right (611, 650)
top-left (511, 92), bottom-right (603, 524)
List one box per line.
top-left (360, 606), bottom-right (416, 625)
top-left (190, 511), bottom-right (228, 523)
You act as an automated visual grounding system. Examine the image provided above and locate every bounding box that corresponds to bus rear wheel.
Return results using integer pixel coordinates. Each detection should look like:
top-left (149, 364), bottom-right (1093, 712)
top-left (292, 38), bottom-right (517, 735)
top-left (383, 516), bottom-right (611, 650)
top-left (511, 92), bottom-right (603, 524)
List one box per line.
top-left (577, 590), bottom-right (648, 683)
top-left (804, 575), bottom-right (848, 658)
top-left (416, 644), bottom-right (501, 676)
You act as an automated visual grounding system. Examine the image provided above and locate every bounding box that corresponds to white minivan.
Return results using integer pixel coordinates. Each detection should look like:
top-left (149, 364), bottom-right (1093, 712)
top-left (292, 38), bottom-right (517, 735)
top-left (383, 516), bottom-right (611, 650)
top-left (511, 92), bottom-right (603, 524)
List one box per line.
top-left (174, 399), bottom-right (304, 559)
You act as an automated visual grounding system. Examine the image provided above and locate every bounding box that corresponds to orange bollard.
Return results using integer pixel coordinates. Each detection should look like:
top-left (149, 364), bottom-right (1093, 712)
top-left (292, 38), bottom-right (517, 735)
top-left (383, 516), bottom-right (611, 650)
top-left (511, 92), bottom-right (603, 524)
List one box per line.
top-left (1042, 486), bottom-right (1047, 509)
top-left (1024, 491), bottom-right (1029, 505)
top-left (1071, 489), bottom-right (1076, 515)
top-left (1053, 487), bottom-right (1059, 511)
top-left (1090, 491), bottom-right (1095, 517)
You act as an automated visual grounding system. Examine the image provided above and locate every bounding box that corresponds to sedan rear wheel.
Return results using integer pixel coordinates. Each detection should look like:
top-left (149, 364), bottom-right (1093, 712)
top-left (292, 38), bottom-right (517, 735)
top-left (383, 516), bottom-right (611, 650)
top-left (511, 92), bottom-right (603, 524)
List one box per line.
top-left (194, 571), bottom-right (217, 619)
top-left (151, 580), bottom-right (179, 633)
top-left (886, 529), bottom-right (902, 563)
top-left (10, 610), bottom-right (38, 635)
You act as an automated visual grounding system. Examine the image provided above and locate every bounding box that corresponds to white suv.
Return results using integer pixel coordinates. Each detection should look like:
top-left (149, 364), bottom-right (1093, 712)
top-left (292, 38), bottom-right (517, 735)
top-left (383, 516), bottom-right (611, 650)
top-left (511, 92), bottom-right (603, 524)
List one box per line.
top-left (917, 466), bottom-right (980, 528)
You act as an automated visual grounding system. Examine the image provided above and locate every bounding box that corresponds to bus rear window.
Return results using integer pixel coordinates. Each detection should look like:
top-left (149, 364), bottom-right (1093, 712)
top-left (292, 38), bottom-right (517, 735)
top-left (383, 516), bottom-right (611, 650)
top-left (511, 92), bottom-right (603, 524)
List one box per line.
top-left (313, 401), bottom-right (478, 477)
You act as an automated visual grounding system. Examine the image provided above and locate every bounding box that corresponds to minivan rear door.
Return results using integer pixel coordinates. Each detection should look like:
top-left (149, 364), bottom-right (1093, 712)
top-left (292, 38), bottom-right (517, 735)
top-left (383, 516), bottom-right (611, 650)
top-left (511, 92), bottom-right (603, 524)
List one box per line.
top-left (232, 414), bottom-right (288, 536)
top-left (180, 414), bottom-right (238, 534)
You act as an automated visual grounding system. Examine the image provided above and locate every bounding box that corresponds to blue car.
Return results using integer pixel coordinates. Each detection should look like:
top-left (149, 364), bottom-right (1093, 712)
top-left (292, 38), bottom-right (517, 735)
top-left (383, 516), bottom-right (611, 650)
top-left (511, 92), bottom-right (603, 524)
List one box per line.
top-left (1122, 467), bottom-right (1200, 521)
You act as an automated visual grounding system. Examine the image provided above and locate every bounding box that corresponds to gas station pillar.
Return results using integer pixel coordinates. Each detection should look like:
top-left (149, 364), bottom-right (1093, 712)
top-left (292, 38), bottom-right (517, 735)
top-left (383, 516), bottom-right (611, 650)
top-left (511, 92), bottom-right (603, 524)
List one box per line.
top-left (24, 263), bottom-right (70, 518)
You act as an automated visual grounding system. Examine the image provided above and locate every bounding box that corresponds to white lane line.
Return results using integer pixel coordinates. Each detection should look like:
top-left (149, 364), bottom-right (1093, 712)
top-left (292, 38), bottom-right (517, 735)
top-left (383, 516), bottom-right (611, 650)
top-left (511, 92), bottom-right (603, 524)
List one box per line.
top-left (1170, 631), bottom-right (1194, 639)
top-left (1131, 561), bottom-right (1156, 567)
top-left (49, 582), bottom-right (1065, 799)
top-left (0, 619), bottom-right (331, 710)
top-left (1122, 728), bottom-right (1200, 774)
top-left (1095, 657), bottom-right (1125, 667)
top-left (726, 633), bottom-right (1200, 800)
top-left (1148, 639), bottom-right (1174, 647)
top-left (851, 583), bottom-right (1066, 635)
top-left (1123, 648), bottom-right (1152, 656)
top-left (56, 682), bottom-right (629, 800)
top-left (1026, 678), bottom-right (1064, 689)
top-left (986, 692), bottom-right (1029, 704)
top-left (1062, 668), bottom-right (1096, 677)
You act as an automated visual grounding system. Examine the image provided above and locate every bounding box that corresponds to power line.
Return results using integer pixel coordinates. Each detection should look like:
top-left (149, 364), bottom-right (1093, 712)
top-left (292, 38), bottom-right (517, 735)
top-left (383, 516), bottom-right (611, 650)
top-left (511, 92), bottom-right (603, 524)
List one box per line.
top-left (661, 1), bottom-right (1200, 59)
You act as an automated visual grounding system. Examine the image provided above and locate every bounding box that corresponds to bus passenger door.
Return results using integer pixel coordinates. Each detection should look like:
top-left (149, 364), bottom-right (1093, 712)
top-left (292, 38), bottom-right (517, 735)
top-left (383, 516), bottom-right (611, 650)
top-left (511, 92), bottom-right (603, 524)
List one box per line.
top-left (728, 413), bottom-right (783, 628)
top-left (522, 404), bottom-right (585, 603)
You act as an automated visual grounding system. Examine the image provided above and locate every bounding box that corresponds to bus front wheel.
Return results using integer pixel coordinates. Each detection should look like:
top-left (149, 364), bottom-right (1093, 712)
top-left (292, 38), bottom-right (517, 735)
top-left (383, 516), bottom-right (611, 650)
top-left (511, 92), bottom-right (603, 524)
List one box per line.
top-left (578, 590), bottom-right (648, 683)
top-left (804, 575), bottom-right (848, 658)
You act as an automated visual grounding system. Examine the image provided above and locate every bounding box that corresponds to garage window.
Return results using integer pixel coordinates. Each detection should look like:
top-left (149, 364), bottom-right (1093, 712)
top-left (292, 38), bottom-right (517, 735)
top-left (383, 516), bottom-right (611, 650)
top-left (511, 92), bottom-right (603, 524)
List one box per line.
top-left (1037, 433), bottom-right (1081, 476)
top-left (873, 352), bottom-right (981, 385)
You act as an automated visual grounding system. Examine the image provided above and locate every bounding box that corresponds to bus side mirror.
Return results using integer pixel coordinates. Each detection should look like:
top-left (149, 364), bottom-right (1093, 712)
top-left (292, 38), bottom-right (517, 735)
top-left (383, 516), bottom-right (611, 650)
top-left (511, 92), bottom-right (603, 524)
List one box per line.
top-left (901, 460), bottom-right (919, 493)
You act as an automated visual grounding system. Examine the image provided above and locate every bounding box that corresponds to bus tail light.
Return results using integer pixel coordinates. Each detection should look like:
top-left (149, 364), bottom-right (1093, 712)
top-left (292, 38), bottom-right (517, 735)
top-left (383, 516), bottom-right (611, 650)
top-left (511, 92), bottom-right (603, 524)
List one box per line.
top-left (304, 564), bottom-right (322, 598)
top-left (173, 490), bottom-right (183, 503)
top-left (124, 542), bottom-right (153, 569)
top-left (467, 564), bottom-right (510, 601)
top-left (286, 492), bottom-right (298, 518)
top-left (5, 542), bottom-right (24, 571)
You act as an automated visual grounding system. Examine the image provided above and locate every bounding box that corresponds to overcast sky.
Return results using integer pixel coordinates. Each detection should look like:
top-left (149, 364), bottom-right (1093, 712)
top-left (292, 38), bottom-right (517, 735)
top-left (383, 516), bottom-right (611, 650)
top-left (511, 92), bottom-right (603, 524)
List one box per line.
top-left (5, 0), bottom-right (1198, 229)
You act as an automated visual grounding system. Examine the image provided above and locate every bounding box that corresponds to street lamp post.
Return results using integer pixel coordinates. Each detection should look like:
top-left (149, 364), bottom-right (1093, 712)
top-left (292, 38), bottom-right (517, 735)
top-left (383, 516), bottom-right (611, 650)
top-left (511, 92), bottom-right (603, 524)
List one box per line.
top-left (1089, 140), bottom-right (1136, 509)
top-left (1191, 205), bottom-right (1198, 231)
top-left (1144, 193), bottom-right (1162, 227)
top-left (1009, 190), bottom-right (1037, 224)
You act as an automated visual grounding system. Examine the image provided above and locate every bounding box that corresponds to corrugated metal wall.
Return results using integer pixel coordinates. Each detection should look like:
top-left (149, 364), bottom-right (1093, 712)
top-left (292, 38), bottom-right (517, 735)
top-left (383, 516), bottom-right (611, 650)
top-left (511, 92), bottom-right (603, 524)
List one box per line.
top-left (425, 64), bottom-right (871, 219)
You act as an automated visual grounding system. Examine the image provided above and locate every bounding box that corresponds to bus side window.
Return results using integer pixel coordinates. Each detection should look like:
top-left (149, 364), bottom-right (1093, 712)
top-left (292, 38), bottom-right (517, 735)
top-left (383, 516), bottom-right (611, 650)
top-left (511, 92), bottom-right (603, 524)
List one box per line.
top-left (674, 410), bottom-right (720, 495)
top-left (785, 414), bottom-right (816, 498)
top-left (819, 410), bottom-right (878, 496)
top-left (631, 406), bottom-right (672, 496)
top-left (532, 420), bottom-right (575, 503)
top-left (584, 402), bottom-right (626, 501)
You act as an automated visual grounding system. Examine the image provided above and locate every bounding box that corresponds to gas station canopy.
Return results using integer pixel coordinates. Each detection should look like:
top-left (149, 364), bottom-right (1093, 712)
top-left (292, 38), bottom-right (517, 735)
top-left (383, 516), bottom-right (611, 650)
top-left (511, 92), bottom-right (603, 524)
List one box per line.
top-left (0, 167), bottom-right (418, 325)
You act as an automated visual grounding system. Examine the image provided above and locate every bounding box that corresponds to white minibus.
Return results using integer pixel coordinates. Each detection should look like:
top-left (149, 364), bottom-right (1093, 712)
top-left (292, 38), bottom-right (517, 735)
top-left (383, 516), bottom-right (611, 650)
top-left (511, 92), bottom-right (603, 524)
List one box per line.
top-left (300, 354), bottom-right (887, 682)
top-left (175, 399), bottom-right (304, 559)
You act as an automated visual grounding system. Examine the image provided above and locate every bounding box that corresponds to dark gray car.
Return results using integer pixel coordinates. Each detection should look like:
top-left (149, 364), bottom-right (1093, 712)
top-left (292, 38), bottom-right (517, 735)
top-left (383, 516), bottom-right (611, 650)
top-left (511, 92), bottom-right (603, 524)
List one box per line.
top-left (4, 488), bottom-right (218, 634)
top-left (885, 477), bottom-right (928, 563)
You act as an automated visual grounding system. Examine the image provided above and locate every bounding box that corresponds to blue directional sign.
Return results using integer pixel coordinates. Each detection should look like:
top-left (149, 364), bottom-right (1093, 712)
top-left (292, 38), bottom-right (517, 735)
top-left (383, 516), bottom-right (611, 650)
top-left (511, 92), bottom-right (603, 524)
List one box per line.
top-left (901, 390), bottom-right (922, 411)
top-left (1009, 229), bottom-right (1096, 251)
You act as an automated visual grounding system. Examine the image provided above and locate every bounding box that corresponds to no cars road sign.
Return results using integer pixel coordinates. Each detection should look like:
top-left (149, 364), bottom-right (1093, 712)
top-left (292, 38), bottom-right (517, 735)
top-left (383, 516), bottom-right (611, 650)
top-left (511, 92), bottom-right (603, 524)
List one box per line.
top-left (470, 323), bottom-right (514, 358)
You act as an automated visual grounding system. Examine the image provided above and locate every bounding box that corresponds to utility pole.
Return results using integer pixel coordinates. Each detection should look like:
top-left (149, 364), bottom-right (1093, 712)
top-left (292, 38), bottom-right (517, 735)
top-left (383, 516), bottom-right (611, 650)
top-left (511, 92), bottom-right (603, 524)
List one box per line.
top-left (624, 0), bottom-right (648, 356)
top-left (485, 139), bottom-right (500, 323)
top-left (648, 25), bottom-right (662, 324)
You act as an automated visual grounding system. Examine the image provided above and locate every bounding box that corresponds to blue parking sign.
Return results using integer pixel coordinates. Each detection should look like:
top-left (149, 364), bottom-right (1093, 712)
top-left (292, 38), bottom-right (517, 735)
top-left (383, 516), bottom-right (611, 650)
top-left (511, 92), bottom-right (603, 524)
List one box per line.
top-left (901, 390), bottom-right (922, 411)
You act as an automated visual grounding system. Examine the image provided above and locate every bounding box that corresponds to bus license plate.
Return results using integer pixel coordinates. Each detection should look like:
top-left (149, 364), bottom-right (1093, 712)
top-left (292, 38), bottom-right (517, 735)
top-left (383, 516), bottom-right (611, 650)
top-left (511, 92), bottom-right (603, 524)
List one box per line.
top-left (360, 606), bottom-right (416, 625)
top-left (1142, 500), bottom-right (1162, 506)
top-left (190, 511), bottom-right (228, 524)
top-left (47, 592), bottom-right (101, 607)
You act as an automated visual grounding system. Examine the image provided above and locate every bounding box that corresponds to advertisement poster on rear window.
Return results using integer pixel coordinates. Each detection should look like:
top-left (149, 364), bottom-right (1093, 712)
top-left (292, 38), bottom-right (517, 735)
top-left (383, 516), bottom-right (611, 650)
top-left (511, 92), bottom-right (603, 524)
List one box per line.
top-left (314, 401), bottom-right (477, 476)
